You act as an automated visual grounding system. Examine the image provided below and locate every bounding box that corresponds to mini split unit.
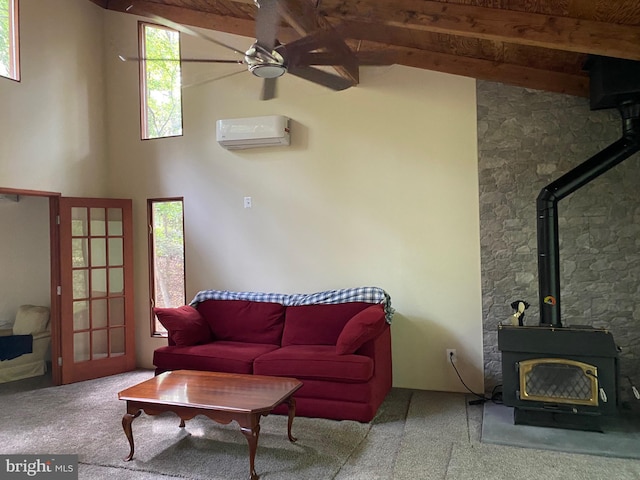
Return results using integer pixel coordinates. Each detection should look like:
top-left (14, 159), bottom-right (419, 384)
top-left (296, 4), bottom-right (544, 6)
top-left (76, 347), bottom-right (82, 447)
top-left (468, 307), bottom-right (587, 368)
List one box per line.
top-left (216, 115), bottom-right (291, 150)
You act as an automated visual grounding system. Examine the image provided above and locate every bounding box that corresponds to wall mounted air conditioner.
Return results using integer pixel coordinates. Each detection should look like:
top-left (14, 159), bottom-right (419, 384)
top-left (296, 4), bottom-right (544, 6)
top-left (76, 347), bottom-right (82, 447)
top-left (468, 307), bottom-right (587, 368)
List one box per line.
top-left (216, 115), bottom-right (290, 150)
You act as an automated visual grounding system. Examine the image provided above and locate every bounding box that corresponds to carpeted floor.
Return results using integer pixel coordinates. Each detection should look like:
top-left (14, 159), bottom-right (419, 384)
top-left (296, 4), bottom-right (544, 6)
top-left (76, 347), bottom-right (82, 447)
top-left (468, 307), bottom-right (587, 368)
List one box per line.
top-left (2, 370), bottom-right (640, 479)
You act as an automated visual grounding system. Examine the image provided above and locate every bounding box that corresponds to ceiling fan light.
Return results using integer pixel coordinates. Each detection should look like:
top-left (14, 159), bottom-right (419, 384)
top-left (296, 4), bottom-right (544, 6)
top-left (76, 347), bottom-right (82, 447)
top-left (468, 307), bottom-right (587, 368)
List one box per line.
top-left (249, 64), bottom-right (287, 78)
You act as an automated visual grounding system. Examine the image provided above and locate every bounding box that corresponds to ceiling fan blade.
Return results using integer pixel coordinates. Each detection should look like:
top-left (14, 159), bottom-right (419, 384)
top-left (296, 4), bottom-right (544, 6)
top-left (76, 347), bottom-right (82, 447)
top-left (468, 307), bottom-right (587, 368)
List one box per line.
top-left (283, 30), bottom-right (337, 62)
top-left (183, 69), bottom-right (247, 89)
top-left (291, 52), bottom-right (347, 66)
top-left (255, 0), bottom-right (280, 51)
top-left (261, 78), bottom-right (278, 100)
top-left (290, 52), bottom-right (392, 67)
top-left (127, 5), bottom-right (244, 56)
top-left (287, 65), bottom-right (354, 91)
top-left (119, 55), bottom-right (243, 65)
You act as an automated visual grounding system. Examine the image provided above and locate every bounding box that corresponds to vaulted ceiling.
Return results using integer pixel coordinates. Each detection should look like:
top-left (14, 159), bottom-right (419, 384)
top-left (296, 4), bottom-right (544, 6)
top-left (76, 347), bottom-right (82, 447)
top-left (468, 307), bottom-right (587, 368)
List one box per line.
top-left (90, 0), bottom-right (640, 98)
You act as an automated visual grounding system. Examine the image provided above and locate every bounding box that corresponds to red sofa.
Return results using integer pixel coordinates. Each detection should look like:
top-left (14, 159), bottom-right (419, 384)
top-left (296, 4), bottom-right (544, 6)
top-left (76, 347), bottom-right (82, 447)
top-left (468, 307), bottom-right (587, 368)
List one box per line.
top-left (153, 295), bottom-right (393, 422)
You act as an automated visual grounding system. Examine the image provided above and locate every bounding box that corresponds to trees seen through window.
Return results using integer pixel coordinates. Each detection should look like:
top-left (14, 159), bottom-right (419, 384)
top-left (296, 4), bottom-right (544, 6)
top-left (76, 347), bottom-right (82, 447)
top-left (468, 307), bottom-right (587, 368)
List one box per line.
top-left (0, 0), bottom-right (19, 81)
top-left (139, 22), bottom-right (182, 139)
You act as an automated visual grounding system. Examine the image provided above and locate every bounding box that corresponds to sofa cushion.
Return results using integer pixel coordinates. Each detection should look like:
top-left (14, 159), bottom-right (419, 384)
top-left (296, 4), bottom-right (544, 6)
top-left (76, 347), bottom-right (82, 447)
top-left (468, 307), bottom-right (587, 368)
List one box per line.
top-left (154, 305), bottom-right (212, 347)
top-left (281, 378), bottom-right (378, 403)
top-left (153, 341), bottom-right (280, 374)
top-left (197, 300), bottom-right (286, 344)
top-left (281, 302), bottom-right (372, 347)
top-left (336, 304), bottom-right (386, 354)
top-left (253, 345), bottom-right (374, 382)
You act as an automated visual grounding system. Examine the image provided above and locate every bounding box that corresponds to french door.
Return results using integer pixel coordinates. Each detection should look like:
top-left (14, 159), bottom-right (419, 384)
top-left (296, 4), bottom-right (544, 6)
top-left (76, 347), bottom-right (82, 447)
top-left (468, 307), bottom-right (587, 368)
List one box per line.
top-left (59, 198), bottom-right (135, 384)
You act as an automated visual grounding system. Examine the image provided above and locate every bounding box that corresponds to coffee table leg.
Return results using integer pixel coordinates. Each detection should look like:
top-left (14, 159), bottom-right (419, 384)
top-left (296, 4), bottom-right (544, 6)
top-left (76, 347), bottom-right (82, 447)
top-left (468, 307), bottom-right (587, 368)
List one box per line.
top-left (287, 397), bottom-right (297, 442)
top-left (240, 420), bottom-right (261, 480)
top-left (122, 409), bottom-right (142, 461)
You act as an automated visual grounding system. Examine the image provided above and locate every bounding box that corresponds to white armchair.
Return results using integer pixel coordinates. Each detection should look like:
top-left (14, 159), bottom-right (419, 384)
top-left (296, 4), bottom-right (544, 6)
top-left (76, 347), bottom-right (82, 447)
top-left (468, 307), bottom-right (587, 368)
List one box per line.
top-left (0, 305), bottom-right (51, 383)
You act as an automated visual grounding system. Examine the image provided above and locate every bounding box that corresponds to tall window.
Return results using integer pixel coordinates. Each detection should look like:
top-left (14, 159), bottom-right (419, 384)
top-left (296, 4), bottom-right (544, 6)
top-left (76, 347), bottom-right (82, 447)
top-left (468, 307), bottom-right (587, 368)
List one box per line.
top-left (0, 0), bottom-right (19, 81)
top-left (139, 22), bottom-right (182, 139)
top-left (148, 199), bottom-right (186, 336)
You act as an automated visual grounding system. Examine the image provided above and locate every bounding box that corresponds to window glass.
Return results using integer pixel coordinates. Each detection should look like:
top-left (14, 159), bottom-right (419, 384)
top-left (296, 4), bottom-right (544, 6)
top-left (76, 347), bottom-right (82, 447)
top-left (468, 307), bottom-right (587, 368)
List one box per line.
top-left (139, 22), bottom-right (183, 139)
top-left (148, 199), bottom-right (186, 336)
top-left (0, 0), bottom-right (20, 81)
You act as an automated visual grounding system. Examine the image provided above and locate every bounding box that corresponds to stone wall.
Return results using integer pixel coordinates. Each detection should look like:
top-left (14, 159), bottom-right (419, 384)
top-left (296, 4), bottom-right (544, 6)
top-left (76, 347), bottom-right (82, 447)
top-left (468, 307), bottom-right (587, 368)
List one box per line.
top-left (477, 81), bottom-right (640, 390)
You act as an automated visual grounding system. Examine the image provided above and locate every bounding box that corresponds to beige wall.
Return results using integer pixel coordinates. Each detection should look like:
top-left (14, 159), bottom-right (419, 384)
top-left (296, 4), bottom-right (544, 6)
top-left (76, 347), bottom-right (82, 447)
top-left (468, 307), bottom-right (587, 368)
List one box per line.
top-left (0, 2), bottom-right (484, 392)
top-left (0, 0), bottom-right (108, 197)
top-left (0, 1), bottom-right (107, 325)
top-left (0, 196), bottom-right (50, 327)
top-left (104, 12), bottom-right (484, 392)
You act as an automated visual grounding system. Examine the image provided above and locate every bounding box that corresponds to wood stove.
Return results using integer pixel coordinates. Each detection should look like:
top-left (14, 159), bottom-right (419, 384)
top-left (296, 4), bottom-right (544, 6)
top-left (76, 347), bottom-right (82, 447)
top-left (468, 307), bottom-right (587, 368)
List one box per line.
top-left (499, 56), bottom-right (640, 432)
top-left (499, 325), bottom-right (619, 431)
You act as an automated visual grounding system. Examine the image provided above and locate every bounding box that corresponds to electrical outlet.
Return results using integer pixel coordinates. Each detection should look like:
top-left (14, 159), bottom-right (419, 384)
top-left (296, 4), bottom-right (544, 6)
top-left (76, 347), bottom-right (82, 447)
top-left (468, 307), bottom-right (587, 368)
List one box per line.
top-left (446, 349), bottom-right (458, 364)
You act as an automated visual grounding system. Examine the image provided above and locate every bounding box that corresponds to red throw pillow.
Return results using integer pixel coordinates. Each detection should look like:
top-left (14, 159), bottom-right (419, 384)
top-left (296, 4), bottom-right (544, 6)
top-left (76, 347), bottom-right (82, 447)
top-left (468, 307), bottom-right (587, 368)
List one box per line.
top-left (154, 305), bottom-right (212, 346)
top-left (335, 304), bottom-right (386, 355)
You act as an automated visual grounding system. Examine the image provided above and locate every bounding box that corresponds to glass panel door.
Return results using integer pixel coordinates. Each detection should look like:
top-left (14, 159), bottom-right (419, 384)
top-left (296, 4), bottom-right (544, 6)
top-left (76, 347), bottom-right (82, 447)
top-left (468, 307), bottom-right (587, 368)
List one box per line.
top-left (60, 198), bottom-right (134, 384)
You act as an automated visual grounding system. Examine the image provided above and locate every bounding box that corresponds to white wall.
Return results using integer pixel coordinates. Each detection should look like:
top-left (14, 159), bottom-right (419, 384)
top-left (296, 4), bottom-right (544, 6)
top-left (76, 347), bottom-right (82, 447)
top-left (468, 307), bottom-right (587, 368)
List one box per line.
top-left (0, 0), bottom-right (108, 197)
top-left (0, 196), bottom-right (50, 327)
top-left (105, 12), bottom-right (484, 392)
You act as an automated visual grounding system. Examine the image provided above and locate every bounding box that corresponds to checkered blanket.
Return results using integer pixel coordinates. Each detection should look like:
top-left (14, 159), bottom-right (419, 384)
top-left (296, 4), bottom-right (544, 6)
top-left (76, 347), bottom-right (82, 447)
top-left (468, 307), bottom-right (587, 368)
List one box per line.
top-left (190, 286), bottom-right (395, 324)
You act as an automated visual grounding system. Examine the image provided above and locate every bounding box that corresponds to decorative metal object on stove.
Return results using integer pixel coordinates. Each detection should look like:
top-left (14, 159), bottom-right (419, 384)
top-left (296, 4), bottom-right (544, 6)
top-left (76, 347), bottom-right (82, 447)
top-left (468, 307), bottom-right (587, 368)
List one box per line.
top-left (509, 300), bottom-right (530, 326)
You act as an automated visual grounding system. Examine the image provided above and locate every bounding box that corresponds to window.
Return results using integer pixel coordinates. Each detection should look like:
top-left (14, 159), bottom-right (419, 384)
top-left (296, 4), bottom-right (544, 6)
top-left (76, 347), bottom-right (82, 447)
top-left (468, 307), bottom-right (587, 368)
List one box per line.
top-left (0, 0), bottom-right (19, 81)
top-left (139, 22), bottom-right (182, 139)
top-left (148, 199), bottom-right (186, 336)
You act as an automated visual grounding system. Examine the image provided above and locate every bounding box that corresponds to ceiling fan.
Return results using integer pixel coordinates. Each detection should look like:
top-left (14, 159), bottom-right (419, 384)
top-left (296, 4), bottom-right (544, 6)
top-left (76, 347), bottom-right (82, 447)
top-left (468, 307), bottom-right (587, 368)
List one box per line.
top-left (124, 0), bottom-right (364, 100)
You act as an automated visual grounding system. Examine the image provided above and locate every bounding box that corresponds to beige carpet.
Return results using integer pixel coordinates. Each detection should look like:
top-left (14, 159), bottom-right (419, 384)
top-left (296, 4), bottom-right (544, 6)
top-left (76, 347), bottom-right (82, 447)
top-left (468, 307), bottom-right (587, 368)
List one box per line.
top-left (3, 370), bottom-right (640, 480)
top-left (1, 370), bottom-right (370, 479)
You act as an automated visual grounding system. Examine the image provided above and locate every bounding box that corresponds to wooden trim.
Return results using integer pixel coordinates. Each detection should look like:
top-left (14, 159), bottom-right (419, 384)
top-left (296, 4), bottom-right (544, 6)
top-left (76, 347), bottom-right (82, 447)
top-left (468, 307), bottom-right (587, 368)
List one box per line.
top-left (138, 21), bottom-right (148, 140)
top-left (0, 187), bottom-right (61, 197)
top-left (146, 199), bottom-right (156, 337)
top-left (48, 195), bottom-right (61, 386)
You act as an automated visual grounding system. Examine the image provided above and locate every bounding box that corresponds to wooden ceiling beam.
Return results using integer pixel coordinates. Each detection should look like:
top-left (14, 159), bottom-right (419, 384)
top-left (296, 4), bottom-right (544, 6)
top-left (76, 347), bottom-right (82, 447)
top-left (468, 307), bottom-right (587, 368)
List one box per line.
top-left (354, 42), bottom-right (589, 98)
top-left (320, 0), bottom-right (640, 61)
top-left (104, 0), bottom-right (298, 44)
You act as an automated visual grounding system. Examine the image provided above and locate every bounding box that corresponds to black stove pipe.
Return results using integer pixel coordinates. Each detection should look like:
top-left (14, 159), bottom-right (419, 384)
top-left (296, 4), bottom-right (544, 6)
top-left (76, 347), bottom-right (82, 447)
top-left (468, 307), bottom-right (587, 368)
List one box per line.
top-left (537, 100), bottom-right (640, 326)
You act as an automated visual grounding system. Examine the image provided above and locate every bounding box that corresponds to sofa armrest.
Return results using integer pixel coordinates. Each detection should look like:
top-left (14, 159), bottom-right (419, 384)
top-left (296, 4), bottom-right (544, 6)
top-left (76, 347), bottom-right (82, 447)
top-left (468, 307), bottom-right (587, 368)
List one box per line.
top-left (32, 333), bottom-right (51, 359)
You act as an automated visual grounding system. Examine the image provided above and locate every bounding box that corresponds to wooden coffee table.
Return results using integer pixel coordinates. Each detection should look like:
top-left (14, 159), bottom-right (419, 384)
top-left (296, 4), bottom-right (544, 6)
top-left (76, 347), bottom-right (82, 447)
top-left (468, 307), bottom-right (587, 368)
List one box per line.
top-left (118, 370), bottom-right (303, 480)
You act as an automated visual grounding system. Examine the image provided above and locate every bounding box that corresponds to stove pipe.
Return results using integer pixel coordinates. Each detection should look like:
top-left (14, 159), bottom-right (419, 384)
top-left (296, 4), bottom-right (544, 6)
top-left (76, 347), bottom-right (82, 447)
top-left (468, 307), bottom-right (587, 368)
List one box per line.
top-left (537, 60), bottom-right (640, 327)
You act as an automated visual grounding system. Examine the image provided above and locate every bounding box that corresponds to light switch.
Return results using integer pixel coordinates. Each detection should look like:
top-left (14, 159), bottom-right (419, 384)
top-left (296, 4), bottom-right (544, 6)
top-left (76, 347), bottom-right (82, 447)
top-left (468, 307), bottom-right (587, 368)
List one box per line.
top-left (244, 196), bottom-right (252, 208)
